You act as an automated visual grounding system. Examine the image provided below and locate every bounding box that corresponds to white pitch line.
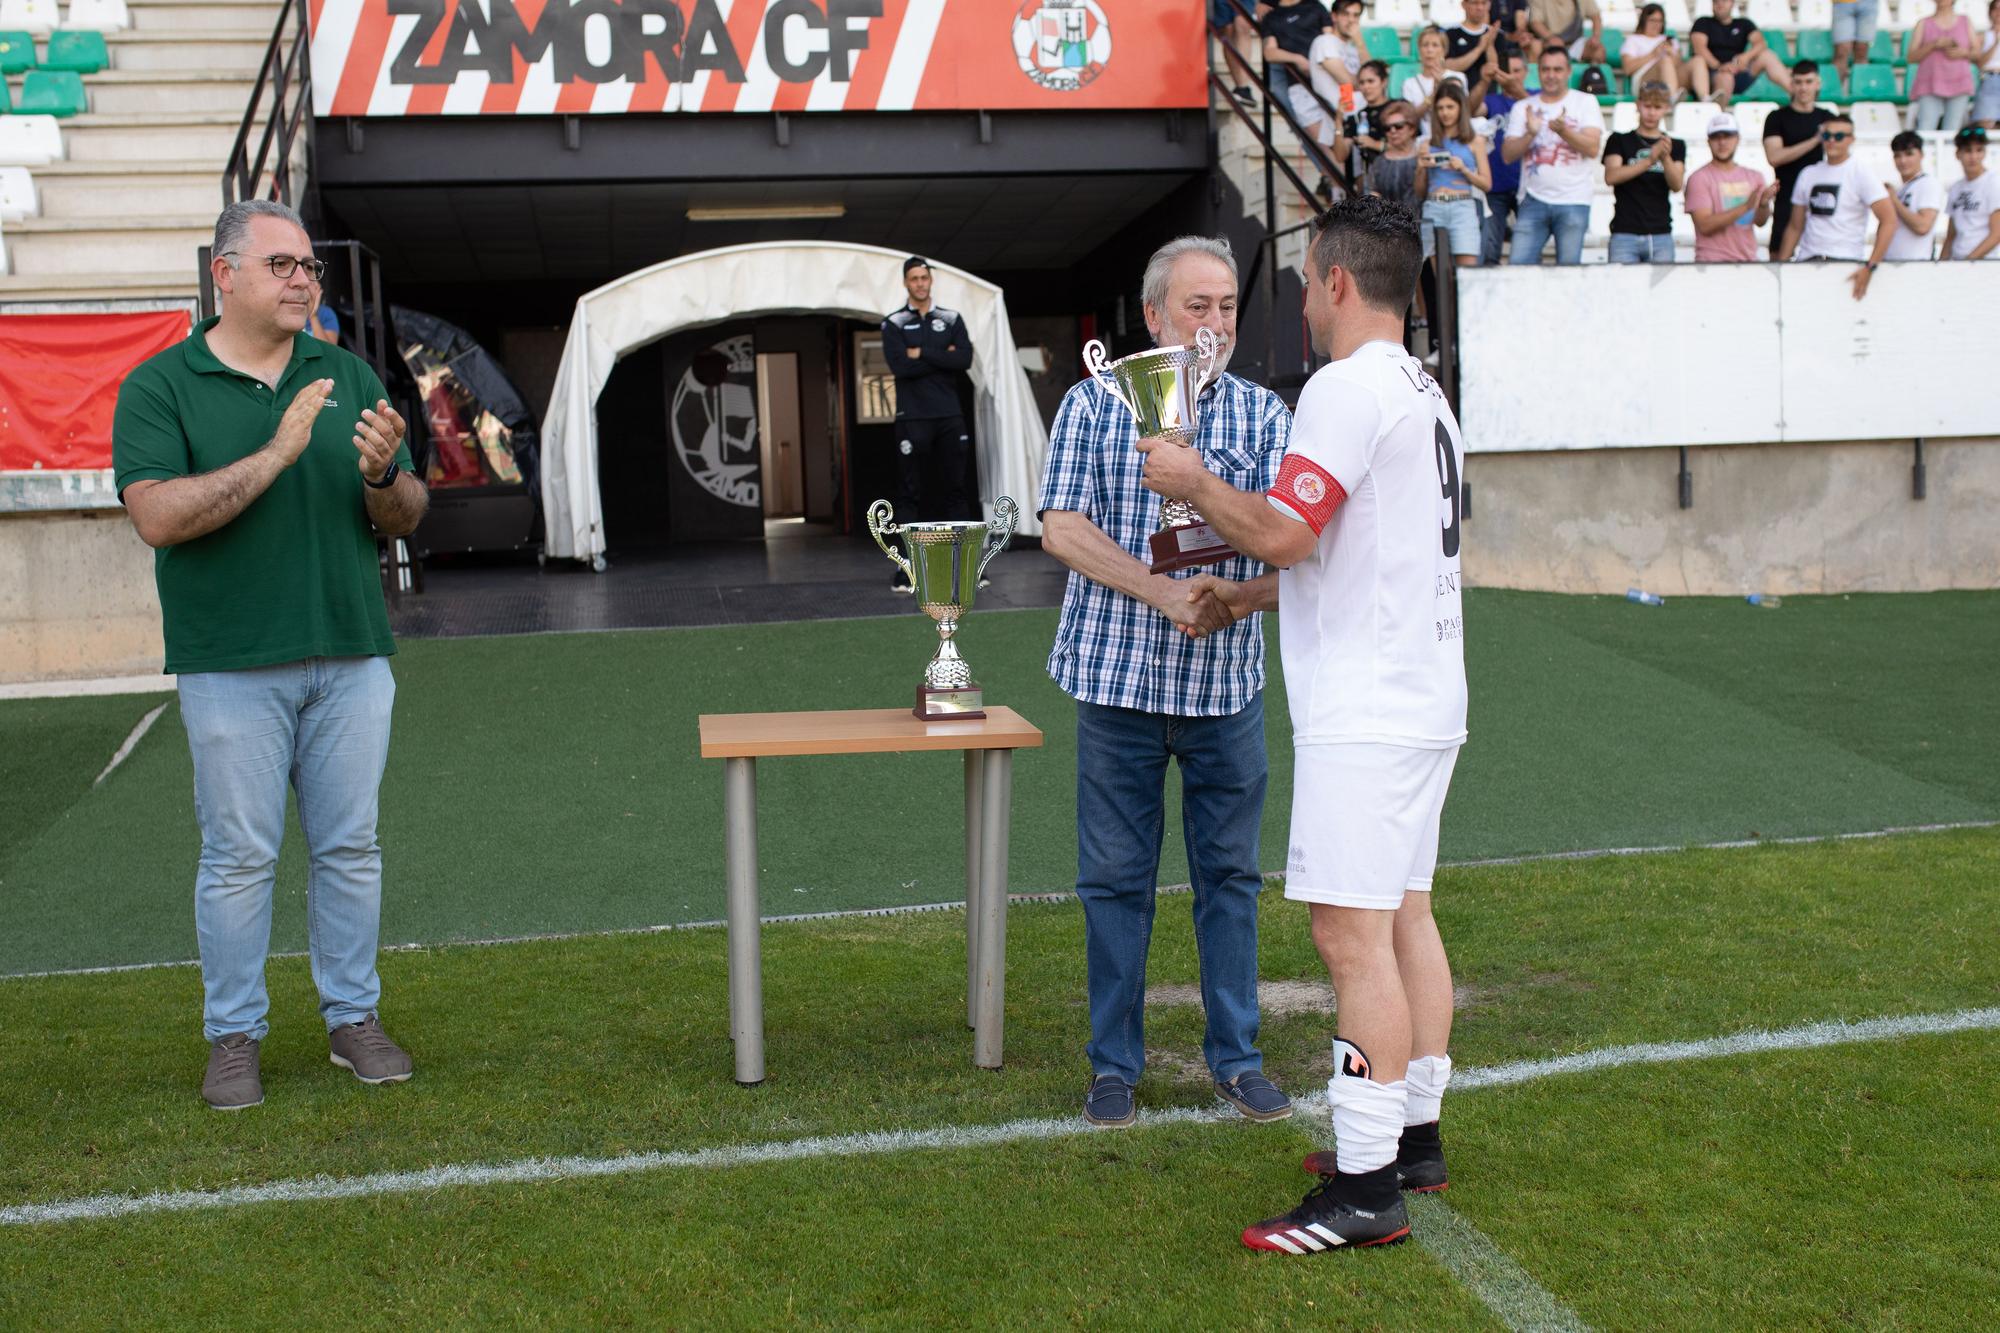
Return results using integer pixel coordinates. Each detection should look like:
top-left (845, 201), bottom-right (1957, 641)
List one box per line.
top-left (7, 820), bottom-right (1993, 984)
top-left (93, 702), bottom-right (170, 787)
top-left (6, 1005), bottom-right (1996, 1230)
top-left (1453, 1007), bottom-right (2000, 1092)
top-left (1407, 1194), bottom-right (1592, 1333)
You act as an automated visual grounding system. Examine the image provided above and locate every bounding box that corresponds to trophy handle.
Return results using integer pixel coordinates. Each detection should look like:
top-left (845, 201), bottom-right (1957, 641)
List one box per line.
top-left (866, 499), bottom-right (913, 583)
top-left (1082, 340), bottom-right (1131, 416)
top-left (1192, 325), bottom-right (1222, 397)
top-left (978, 496), bottom-right (1019, 581)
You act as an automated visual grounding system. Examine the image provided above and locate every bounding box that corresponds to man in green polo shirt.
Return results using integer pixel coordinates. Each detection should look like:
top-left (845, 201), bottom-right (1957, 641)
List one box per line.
top-left (113, 200), bottom-right (428, 1111)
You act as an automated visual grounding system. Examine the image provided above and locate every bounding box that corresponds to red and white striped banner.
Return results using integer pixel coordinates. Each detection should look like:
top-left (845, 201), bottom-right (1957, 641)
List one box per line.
top-left (309, 0), bottom-right (1205, 117)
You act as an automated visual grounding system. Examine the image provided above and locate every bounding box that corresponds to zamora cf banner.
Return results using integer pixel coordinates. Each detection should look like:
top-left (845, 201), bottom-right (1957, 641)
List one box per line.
top-left (310, 0), bottom-right (1205, 116)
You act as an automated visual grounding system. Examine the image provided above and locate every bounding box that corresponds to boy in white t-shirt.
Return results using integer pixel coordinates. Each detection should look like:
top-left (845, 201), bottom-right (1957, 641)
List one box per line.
top-left (1501, 45), bottom-right (1606, 264)
top-left (1776, 112), bottom-right (1897, 296)
top-left (1882, 130), bottom-right (1946, 261)
top-left (1135, 198), bottom-right (1468, 1255)
top-left (1943, 126), bottom-right (2000, 260)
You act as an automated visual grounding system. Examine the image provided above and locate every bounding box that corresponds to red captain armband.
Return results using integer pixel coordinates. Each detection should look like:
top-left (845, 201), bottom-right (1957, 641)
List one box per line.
top-left (1267, 454), bottom-right (1346, 536)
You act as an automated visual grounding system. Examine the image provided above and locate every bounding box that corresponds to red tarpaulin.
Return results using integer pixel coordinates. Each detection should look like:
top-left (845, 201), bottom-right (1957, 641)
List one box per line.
top-left (0, 310), bottom-right (191, 472)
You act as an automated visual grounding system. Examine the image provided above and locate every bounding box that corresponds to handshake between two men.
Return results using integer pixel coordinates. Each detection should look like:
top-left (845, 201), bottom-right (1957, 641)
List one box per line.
top-left (1138, 433), bottom-right (1263, 641)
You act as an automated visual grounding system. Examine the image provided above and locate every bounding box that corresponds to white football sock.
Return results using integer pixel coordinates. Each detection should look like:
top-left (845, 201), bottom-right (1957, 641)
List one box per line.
top-left (1328, 1038), bottom-right (1408, 1174)
top-left (1405, 1053), bottom-right (1452, 1126)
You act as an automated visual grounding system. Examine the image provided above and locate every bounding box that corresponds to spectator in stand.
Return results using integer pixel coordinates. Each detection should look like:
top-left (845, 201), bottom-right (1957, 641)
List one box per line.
top-left (1686, 112), bottom-right (1779, 260)
top-left (1908, 0), bottom-right (1979, 134)
top-left (1212, 0), bottom-right (1265, 106)
top-left (1528, 0), bottom-right (1608, 65)
top-left (1261, 0), bottom-right (1333, 112)
top-left (1943, 126), bottom-right (2000, 259)
top-left (1494, 0), bottom-right (1541, 62)
top-left (1775, 113), bottom-right (1896, 298)
top-left (1603, 83), bottom-right (1688, 262)
top-left (1621, 6), bottom-right (1687, 104)
top-left (1976, 3), bottom-right (2000, 130)
top-left (1481, 50), bottom-right (1530, 261)
top-left (1422, 83), bottom-right (1495, 266)
top-left (1882, 129), bottom-right (1945, 261)
top-left (1336, 60), bottom-right (1395, 186)
top-left (1504, 45), bottom-right (1606, 264)
top-left (1765, 60), bottom-right (1835, 252)
top-left (1829, 0), bottom-right (1880, 85)
top-left (1447, 0), bottom-right (1519, 104)
top-left (1689, 0), bottom-right (1792, 106)
top-left (1404, 27), bottom-right (1466, 117)
top-left (1299, 0), bottom-right (1367, 195)
top-left (1365, 100), bottom-right (1426, 210)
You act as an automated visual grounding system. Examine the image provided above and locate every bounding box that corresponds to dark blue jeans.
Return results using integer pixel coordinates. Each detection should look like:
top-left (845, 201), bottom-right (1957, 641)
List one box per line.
top-left (1074, 696), bottom-right (1269, 1085)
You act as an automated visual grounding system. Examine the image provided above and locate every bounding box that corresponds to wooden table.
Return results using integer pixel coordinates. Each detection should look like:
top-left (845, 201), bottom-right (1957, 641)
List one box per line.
top-left (697, 706), bottom-right (1045, 1085)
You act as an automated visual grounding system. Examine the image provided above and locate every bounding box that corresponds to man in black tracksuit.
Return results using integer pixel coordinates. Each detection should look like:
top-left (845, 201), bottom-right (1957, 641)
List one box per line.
top-left (881, 255), bottom-right (974, 591)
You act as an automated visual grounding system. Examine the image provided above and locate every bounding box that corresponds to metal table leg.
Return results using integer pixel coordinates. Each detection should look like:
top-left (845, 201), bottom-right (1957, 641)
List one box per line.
top-left (724, 756), bottom-right (765, 1086)
top-left (964, 748), bottom-right (984, 1031)
top-left (972, 747), bottom-right (1012, 1070)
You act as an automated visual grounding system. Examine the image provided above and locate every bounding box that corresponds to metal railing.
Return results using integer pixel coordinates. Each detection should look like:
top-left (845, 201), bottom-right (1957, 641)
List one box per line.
top-left (223, 0), bottom-right (313, 208)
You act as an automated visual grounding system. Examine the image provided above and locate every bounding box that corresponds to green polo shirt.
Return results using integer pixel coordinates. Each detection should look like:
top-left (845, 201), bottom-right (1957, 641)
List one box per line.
top-left (112, 316), bottom-right (414, 675)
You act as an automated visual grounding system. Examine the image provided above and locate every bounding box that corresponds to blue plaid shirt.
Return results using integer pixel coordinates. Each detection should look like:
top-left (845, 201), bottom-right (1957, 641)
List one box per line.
top-left (1037, 370), bottom-right (1291, 716)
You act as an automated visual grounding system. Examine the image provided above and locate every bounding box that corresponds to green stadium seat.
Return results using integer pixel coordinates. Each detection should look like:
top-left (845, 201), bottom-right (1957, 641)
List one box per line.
top-left (0, 78), bottom-right (9, 112)
top-left (1388, 60), bottom-right (1420, 94)
top-left (43, 30), bottom-right (108, 74)
top-left (1848, 63), bottom-right (1900, 103)
top-left (1764, 30), bottom-right (1791, 63)
top-left (1867, 31), bottom-right (1899, 65)
top-left (17, 68), bottom-right (85, 115)
top-left (1601, 29), bottom-right (1625, 63)
top-left (1796, 30), bottom-right (1836, 64)
top-left (1364, 26), bottom-right (1405, 62)
top-left (0, 30), bottom-right (34, 74)
top-left (1742, 71), bottom-right (1791, 102)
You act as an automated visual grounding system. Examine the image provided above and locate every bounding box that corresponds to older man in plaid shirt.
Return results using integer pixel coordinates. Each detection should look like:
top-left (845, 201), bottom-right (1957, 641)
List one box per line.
top-left (1038, 235), bottom-right (1295, 1129)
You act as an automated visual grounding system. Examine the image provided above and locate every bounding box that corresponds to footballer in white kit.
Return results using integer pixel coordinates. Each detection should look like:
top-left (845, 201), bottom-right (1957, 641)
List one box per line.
top-left (1136, 198), bottom-right (1467, 1255)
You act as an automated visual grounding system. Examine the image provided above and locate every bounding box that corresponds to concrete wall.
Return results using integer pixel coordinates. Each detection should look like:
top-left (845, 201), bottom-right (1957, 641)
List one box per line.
top-left (0, 509), bottom-right (163, 683)
top-left (1462, 438), bottom-right (2000, 596)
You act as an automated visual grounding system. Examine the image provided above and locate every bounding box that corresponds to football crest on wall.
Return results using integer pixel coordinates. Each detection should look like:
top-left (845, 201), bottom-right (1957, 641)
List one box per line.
top-left (1012, 0), bottom-right (1112, 92)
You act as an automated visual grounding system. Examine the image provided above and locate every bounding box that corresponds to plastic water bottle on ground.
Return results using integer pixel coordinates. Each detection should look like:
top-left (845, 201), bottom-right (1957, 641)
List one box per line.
top-left (1626, 589), bottom-right (1665, 607)
top-left (1746, 595), bottom-right (1782, 609)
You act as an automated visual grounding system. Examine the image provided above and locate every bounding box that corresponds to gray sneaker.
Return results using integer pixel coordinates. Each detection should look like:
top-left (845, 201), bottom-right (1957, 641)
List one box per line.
top-left (202, 1033), bottom-right (263, 1111)
top-left (328, 1014), bottom-right (413, 1085)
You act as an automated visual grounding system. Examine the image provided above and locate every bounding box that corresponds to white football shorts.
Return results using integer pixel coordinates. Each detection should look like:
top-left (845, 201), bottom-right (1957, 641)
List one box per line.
top-left (1282, 742), bottom-right (1461, 911)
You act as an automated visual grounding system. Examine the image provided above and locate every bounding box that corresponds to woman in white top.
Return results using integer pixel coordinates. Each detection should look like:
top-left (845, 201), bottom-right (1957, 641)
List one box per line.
top-left (1621, 4), bottom-right (1685, 103)
top-left (1973, 0), bottom-right (2000, 130)
top-left (1402, 27), bottom-right (1464, 116)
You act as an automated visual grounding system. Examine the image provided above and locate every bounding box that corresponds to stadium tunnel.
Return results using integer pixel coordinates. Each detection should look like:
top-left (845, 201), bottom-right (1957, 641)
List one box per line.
top-left (303, 1), bottom-right (1268, 566)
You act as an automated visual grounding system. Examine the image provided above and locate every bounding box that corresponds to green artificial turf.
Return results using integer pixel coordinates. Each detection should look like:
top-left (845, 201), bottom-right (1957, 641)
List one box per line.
top-left (2, 590), bottom-right (1994, 974)
top-left (2, 827), bottom-right (1995, 1327)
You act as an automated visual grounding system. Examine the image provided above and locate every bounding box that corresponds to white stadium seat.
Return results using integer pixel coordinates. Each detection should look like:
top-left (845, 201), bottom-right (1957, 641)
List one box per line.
top-left (1658, 0), bottom-right (1693, 31)
top-left (1587, 191), bottom-right (1616, 245)
top-left (1731, 100), bottom-right (1778, 142)
top-left (1612, 100), bottom-right (1640, 131)
top-left (1746, 0), bottom-right (1795, 33)
top-left (1430, 0), bottom-right (1466, 27)
top-left (1852, 102), bottom-right (1904, 139)
top-left (0, 115), bottom-right (62, 165)
top-left (0, 0), bottom-right (60, 31)
top-left (1, 220), bottom-right (8, 275)
top-left (0, 166), bottom-right (35, 221)
top-left (1373, 0), bottom-right (1427, 30)
top-left (1879, 0), bottom-right (1917, 29)
top-left (1795, 0), bottom-right (1833, 28)
top-left (1672, 101), bottom-right (1716, 139)
top-left (63, 0), bottom-right (132, 30)
top-left (1965, 0), bottom-right (1992, 30)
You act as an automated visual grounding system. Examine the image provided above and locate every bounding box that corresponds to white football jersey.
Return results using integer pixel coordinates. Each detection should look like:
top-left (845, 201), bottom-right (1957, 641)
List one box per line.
top-left (1268, 340), bottom-right (1467, 748)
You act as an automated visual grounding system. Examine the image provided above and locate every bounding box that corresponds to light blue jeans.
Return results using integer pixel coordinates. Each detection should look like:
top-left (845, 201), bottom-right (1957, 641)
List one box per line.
top-left (1509, 194), bottom-right (1590, 265)
top-left (178, 656), bottom-right (395, 1041)
top-left (1074, 696), bottom-right (1269, 1085)
top-left (1913, 93), bottom-right (1971, 134)
top-left (1608, 232), bottom-right (1676, 263)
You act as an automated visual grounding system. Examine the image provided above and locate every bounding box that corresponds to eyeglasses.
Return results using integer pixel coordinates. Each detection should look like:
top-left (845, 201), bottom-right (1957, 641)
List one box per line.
top-left (1819, 131), bottom-right (1851, 142)
top-left (1383, 121), bottom-right (1413, 131)
top-left (222, 252), bottom-right (328, 281)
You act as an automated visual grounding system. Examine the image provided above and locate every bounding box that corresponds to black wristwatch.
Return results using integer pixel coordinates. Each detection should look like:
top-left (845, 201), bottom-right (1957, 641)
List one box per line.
top-left (364, 461), bottom-right (401, 490)
top-left (1864, 261), bottom-right (1879, 273)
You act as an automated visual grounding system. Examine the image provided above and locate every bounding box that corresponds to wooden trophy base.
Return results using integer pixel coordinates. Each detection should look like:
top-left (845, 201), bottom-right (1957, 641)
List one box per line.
top-left (1149, 521), bottom-right (1239, 575)
top-left (916, 684), bottom-right (986, 721)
